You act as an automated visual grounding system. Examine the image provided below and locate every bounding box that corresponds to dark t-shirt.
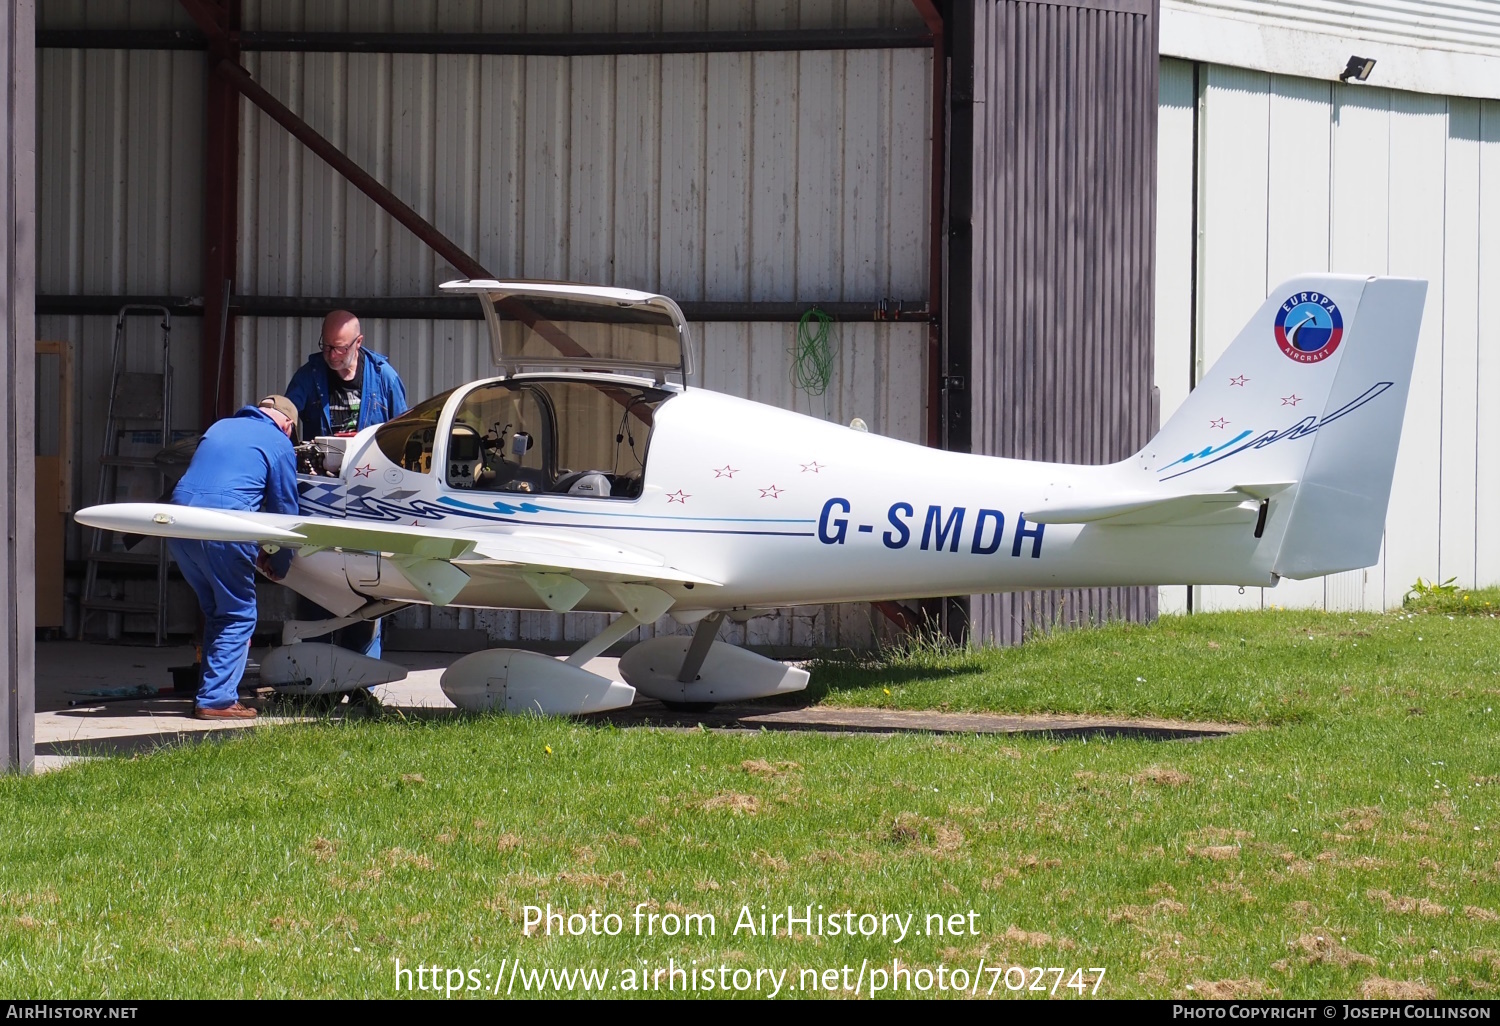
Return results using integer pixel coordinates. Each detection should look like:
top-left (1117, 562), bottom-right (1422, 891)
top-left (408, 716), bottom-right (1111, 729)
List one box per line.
top-left (325, 355), bottom-right (364, 434)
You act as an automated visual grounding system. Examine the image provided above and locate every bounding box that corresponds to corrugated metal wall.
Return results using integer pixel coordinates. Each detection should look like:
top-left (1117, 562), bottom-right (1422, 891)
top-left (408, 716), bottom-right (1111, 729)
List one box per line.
top-left (35, 45), bottom-right (204, 554)
top-left (958, 0), bottom-right (1160, 646)
top-left (1154, 57), bottom-right (1500, 613)
top-left (234, 46), bottom-right (930, 305)
top-left (35, 1), bottom-right (934, 651)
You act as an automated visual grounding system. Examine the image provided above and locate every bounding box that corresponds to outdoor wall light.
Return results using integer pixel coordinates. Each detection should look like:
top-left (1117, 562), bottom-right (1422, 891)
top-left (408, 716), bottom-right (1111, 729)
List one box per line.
top-left (1340, 56), bottom-right (1376, 82)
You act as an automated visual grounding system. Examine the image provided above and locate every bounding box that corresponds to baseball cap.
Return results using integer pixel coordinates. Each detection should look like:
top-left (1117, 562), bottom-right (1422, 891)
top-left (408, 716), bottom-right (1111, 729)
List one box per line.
top-left (258, 394), bottom-right (300, 443)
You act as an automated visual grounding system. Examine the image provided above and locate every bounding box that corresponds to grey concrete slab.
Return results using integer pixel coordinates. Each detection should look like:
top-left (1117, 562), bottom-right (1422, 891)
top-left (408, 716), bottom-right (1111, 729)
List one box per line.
top-left (31, 641), bottom-right (1243, 773)
top-left (31, 642), bottom-right (613, 767)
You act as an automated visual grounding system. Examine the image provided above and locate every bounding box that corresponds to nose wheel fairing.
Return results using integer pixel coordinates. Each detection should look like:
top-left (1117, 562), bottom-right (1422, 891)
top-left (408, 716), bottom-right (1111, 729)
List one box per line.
top-left (259, 643), bottom-right (409, 695)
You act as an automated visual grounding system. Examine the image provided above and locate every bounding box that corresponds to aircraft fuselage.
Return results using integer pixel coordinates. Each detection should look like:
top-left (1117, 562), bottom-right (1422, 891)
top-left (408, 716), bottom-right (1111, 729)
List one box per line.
top-left (295, 375), bottom-right (1285, 615)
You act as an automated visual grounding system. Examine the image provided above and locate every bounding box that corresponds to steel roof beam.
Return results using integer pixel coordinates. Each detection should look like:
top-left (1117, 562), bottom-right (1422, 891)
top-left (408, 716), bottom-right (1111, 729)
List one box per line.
top-left (36, 295), bottom-right (932, 324)
top-left (38, 27), bottom-right (933, 53)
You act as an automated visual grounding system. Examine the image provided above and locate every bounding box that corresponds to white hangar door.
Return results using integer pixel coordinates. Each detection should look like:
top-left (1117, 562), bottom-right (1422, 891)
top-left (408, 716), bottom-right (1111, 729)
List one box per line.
top-left (1155, 57), bottom-right (1500, 614)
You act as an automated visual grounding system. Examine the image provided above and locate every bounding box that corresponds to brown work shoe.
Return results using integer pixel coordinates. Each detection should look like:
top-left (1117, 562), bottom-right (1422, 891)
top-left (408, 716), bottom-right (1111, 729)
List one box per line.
top-left (193, 702), bottom-right (258, 721)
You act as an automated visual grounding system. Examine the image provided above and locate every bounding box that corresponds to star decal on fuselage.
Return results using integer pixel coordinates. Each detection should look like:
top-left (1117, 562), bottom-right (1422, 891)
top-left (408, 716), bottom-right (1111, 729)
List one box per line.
top-left (353, 464), bottom-right (375, 478)
top-left (666, 490), bottom-right (690, 504)
top-left (712, 465), bottom-right (739, 478)
top-left (1229, 375), bottom-right (1250, 387)
top-left (759, 485), bottom-right (783, 499)
top-left (801, 461), bottom-right (824, 473)
top-left (1209, 418), bottom-right (1228, 429)
top-left (1281, 394), bottom-right (1302, 406)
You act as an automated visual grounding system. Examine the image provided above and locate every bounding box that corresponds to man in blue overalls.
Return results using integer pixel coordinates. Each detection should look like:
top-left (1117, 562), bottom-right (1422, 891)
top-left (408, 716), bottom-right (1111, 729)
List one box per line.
top-left (170, 396), bottom-right (300, 720)
top-left (284, 310), bottom-right (409, 660)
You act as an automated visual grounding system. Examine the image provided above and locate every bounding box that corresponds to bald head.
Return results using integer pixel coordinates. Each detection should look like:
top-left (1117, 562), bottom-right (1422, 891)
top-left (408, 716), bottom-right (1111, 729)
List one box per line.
top-left (320, 309), bottom-right (363, 380)
top-left (323, 309), bottom-right (359, 340)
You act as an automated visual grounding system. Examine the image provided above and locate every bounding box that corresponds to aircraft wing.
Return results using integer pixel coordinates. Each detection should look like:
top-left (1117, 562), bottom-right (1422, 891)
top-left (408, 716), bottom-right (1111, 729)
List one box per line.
top-left (73, 502), bottom-right (719, 603)
top-left (1025, 482), bottom-right (1295, 526)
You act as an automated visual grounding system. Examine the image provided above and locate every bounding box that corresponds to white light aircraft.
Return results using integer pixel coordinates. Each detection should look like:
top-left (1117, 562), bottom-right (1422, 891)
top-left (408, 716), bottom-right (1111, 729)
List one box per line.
top-left (76, 274), bottom-right (1426, 715)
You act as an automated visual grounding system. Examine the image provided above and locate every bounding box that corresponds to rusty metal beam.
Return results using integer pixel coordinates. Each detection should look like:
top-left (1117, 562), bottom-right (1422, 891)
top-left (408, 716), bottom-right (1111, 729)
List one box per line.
top-left (37, 294), bottom-right (932, 323)
top-left (185, 0), bottom-right (239, 424)
top-left (39, 27), bottom-right (934, 54)
top-left (212, 58), bottom-right (487, 282)
top-left (911, 0), bottom-right (946, 453)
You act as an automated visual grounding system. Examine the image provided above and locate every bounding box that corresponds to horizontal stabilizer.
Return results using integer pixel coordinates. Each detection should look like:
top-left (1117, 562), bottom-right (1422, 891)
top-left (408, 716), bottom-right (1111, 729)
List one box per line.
top-left (1028, 483), bottom-right (1294, 526)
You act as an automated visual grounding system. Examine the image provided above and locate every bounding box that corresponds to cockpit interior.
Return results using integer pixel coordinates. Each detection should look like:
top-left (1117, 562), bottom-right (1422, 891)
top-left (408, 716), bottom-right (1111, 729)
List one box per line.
top-left (371, 378), bottom-right (672, 500)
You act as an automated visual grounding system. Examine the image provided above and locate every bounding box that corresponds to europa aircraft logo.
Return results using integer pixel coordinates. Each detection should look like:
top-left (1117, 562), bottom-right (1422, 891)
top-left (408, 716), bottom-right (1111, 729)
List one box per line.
top-left (1274, 292), bottom-right (1344, 364)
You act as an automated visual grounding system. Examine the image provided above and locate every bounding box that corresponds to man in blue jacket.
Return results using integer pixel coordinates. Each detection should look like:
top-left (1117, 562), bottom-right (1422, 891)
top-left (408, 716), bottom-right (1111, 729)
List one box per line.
top-left (170, 396), bottom-right (300, 720)
top-left (285, 310), bottom-right (409, 661)
top-left (285, 309), bottom-right (408, 438)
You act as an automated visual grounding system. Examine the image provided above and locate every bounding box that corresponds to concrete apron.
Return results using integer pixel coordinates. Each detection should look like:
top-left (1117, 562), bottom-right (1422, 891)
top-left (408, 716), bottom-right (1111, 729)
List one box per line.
top-left (34, 642), bottom-right (1246, 773)
top-left (33, 641), bottom-right (516, 772)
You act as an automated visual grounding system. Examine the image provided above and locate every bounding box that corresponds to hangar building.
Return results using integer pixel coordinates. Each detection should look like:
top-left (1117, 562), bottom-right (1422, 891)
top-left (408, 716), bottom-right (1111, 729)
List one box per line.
top-left (1, 0), bottom-right (1497, 768)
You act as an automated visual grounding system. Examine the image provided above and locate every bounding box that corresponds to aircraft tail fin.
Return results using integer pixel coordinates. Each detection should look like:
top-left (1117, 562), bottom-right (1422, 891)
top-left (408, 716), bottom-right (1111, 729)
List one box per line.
top-left (1129, 275), bottom-right (1426, 579)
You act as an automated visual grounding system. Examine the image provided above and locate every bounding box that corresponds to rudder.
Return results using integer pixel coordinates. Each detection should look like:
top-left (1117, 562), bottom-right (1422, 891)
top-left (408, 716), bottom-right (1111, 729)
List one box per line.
top-left (1270, 277), bottom-right (1427, 578)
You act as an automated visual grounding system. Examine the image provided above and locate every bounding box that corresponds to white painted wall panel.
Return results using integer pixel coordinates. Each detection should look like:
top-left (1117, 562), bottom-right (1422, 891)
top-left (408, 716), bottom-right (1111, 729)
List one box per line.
top-left (1440, 99), bottom-right (1481, 590)
top-left (1162, 1), bottom-right (1500, 101)
top-left (1167, 1), bottom-right (1500, 59)
top-left (1381, 93), bottom-right (1447, 609)
top-left (1155, 57), bottom-right (1196, 616)
top-left (1327, 86), bottom-right (1391, 612)
top-left (1477, 102), bottom-right (1500, 591)
top-left (1262, 73), bottom-right (1334, 611)
top-left (1193, 65), bottom-right (1269, 613)
top-left (1159, 62), bottom-right (1500, 612)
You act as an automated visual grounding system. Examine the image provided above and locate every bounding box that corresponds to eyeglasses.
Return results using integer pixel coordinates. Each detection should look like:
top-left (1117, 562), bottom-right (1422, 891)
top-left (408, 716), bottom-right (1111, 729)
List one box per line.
top-left (320, 334), bottom-right (361, 354)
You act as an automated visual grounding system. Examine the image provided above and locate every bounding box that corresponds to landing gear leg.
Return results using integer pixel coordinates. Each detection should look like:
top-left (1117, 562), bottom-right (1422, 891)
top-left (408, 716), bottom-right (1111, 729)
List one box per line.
top-left (661, 612), bottom-right (726, 712)
top-left (676, 612), bottom-right (726, 683)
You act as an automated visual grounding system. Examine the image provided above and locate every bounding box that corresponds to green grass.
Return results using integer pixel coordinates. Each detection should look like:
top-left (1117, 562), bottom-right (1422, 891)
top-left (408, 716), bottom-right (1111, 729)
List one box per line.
top-left (1, 606), bottom-right (1498, 999)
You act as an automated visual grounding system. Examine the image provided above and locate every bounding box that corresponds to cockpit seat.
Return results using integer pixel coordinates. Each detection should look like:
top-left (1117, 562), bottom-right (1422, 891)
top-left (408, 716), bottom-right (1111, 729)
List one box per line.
top-left (554, 470), bottom-right (612, 498)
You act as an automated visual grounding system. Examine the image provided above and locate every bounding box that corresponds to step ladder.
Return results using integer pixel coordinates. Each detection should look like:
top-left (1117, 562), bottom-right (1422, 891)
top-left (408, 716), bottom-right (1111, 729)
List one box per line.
top-left (78, 305), bottom-right (174, 645)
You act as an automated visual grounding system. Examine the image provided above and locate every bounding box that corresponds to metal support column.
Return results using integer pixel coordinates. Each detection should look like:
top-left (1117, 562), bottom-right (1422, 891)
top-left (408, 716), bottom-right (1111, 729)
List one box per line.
top-left (913, 0), bottom-right (964, 641)
top-left (181, 0), bottom-right (240, 425)
top-left (3, 0), bottom-right (36, 772)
